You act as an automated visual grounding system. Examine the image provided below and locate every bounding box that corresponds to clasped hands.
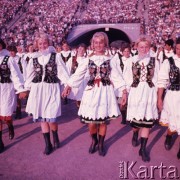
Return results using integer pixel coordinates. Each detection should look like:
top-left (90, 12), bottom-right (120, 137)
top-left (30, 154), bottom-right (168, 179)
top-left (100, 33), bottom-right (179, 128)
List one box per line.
top-left (62, 85), bottom-right (71, 98)
top-left (19, 91), bottom-right (29, 99)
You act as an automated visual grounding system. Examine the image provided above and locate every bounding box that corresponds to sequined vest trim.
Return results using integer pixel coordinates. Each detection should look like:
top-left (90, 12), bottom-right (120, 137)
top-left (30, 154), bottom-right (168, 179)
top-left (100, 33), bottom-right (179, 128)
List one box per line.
top-left (61, 52), bottom-right (71, 64)
top-left (87, 59), bottom-right (111, 86)
top-left (131, 57), bottom-right (155, 88)
top-left (168, 57), bottom-right (180, 91)
top-left (32, 53), bottom-right (59, 83)
top-left (0, 56), bottom-right (12, 83)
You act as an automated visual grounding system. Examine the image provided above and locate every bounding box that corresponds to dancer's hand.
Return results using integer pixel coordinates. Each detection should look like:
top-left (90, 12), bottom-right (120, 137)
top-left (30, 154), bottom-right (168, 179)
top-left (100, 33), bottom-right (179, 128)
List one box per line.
top-left (120, 90), bottom-right (127, 107)
top-left (19, 91), bottom-right (29, 99)
top-left (62, 85), bottom-right (71, 98)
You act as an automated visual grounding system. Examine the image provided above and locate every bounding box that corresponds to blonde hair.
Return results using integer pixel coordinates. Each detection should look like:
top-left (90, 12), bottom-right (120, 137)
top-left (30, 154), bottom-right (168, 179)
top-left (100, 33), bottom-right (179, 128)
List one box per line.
top-left (136, 37), bottom-right (151, 47)
top-left (91, 32), bottom-right (109, 49)
top-left (33, 33), bottom-right (51, 49)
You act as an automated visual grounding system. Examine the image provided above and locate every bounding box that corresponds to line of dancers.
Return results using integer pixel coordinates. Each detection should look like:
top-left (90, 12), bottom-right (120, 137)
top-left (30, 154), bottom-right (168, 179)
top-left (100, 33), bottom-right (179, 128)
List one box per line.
top-left (0, 32), bottom-right (180, 162)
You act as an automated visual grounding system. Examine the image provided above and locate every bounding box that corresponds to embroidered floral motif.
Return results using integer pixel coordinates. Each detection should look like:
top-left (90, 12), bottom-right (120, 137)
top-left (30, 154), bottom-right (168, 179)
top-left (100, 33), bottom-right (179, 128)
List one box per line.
top-left (32, 58), bottom-right (43, 83)
top-left (131, 57), bottom-right (155, 88)
top-left (44, 53), bottom-right (59, 83)
top-left (131, 62), bottom-right (141, 87)
top-left (0, 56), bottom-right (12, 83)
top-left (32, 53), bottom-right (59, 83)
top-left (87, 59), bottom-right (111, 87)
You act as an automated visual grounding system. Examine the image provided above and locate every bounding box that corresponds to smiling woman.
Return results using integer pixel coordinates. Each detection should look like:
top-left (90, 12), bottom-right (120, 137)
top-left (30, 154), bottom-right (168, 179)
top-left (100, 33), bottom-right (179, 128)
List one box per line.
top-left (34, 34), bottom-right (50, 52)
top-left (125, 37), bottom-right (159, 162)
top-left (62, 32), bottom-right (127, 156)
top-left (136, 38), bottom-right (151, 57)
top-left (92, 32), bottom-right (109, 55)
top-left (21, 33), bottom-right (70, 155)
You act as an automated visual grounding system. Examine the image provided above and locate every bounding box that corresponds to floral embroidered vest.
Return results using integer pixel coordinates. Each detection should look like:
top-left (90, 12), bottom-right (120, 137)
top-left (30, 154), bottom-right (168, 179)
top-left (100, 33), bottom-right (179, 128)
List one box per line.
top-left (32, 53), bottom-right (59, 83)
top-left (87, 59), bottom-right (111, 86)
top-left (131, 57), bottom-right (155, 88)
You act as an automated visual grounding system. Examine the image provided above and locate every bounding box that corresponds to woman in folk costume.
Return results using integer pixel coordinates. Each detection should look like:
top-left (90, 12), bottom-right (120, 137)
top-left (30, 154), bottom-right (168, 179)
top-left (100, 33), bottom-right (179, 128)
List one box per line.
top-left (111, 43), bottom-right (132, 124)
top-left (62, 32), bottom-right (127, 156)
top-left (126, 37), bottom-right (159, 162)
top-left (157, 39), bottom-right (175, 68)
top-left (7, 44), bottom-right (26, 119)
top-left (20, 33), bottom-right (69, 155)
top-left (0, 39), bottom-right (25, 153)
top-left (157, 38), bottom-right (180, 160)
top-left (59, 41), bottom-right (73, 104)
top-left (68, 43), bottom-right (89, 107)
top-left (24, 43), bottom-right (36, 65)
top-left (60, 41), bottom-right (73, 70)
top-left (16, 44), bottom-right (27, 80)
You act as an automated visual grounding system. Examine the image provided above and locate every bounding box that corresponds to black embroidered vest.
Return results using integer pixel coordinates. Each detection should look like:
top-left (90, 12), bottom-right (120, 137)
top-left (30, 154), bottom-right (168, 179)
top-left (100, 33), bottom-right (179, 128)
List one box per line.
top-left (61, 52), bottom-right (71, 64)
top-left (87, 59), bottom-right (111, 86)
top-left (131, 57), bottom-right (155, 88)
top-left (168, 57), bottom-right (180, 91)
top-left (162, 50), bottom-right (168, 62)
top-left (18, 57), bottom-right (23, 73)
top-left (131, 50), bottom-right (138, 57)
top-left (26, 56), bottom-right (30, 64)
top-left (110, 50), bottom-right (116, 56)
top-left (44, 53), bottom-right (59, 83)
top-left (118, 53), bottom-right (124, 72)
top-left (0, 56), bottom-right (12, 83)
top-left (71, 56), bottom-right (78, 74)
top-left (32, 53), bottom-right (59, 83)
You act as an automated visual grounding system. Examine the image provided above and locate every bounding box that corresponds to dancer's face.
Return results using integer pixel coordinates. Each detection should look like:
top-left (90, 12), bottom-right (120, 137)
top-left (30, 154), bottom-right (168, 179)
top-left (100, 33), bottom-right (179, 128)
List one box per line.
top-left (9, 51), bottom-right (16, 57)
top-left (122, 48), bottom-right (131, 58)
top-left (28, 45), bottom-right (34, 53)
top-left (137, 41), bottom-right (150, 56)
top-left (78, 46), bottom-right (86, 56)
top-left (17, 46), bottom-right (23, 53)
top-left (38, 38), bottom-right (49, 52)
top-left (165, 44), bottom-right (171, 51)
top-left (93, 37), bottom-right (105, 55)
top-left (62, 43), bottom-right (69, 51)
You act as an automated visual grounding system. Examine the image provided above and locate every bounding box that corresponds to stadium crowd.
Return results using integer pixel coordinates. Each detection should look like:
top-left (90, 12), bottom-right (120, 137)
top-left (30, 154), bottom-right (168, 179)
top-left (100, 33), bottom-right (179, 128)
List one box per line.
top-left (76, 0), bottom-right (140, 24)
top-left (0, 0), bottom-right (179, 49)
top-left (0, 0), bottom-right (27, 33)
top-left (146, 0), bottom-right (179, 47)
